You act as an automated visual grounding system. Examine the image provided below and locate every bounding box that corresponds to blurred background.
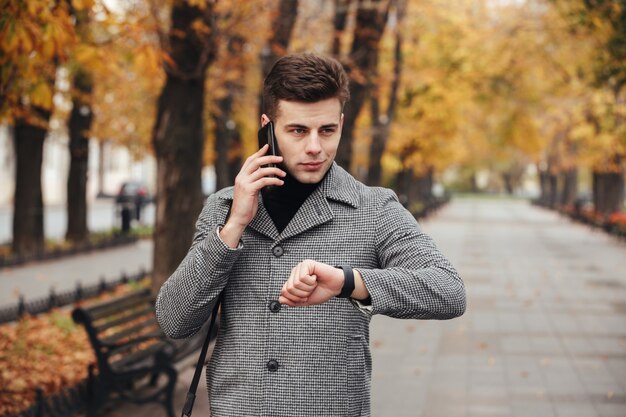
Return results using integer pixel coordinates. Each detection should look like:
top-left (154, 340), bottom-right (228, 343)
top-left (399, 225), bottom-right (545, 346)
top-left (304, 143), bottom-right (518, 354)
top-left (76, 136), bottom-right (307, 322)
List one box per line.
top-left (1, 0), bottom-right (625, 416)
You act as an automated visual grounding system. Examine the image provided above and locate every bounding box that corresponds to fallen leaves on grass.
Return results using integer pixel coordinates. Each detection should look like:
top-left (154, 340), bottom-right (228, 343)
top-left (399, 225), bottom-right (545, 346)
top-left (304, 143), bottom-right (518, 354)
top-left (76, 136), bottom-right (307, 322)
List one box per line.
top-left (0, 312), bottom-right (94, 416)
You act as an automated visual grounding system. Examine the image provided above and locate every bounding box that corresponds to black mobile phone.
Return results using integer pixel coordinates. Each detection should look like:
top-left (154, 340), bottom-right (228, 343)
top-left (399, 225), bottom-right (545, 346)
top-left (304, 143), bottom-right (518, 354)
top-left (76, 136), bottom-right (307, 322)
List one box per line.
top-left (257, 121), bottom-right (278, 168)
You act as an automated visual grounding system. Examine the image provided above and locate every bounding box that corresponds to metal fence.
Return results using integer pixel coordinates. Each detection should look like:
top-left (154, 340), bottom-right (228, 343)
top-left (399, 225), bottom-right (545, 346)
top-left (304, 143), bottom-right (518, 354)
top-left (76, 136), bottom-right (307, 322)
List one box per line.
top-left (0, 268), bottom-right (149, 324)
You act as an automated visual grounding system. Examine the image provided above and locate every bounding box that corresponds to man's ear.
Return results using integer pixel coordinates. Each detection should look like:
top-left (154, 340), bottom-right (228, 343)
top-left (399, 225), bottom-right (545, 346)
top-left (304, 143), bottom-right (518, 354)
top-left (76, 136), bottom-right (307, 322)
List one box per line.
top-left (261, 114), bottom-right (270, 127)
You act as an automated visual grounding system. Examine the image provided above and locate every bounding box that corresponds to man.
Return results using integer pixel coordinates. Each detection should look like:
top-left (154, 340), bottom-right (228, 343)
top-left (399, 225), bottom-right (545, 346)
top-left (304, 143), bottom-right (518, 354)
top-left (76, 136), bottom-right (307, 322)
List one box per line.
top-left (156, 53), bottom-right (465, 417)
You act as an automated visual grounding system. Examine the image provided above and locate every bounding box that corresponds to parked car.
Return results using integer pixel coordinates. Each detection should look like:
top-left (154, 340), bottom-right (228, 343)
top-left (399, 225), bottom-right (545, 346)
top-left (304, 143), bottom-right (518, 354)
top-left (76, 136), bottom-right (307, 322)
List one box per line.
top-left (115, 181), bottom-right (151, 227)
top-left (115, 181), bottom-right (151, 205)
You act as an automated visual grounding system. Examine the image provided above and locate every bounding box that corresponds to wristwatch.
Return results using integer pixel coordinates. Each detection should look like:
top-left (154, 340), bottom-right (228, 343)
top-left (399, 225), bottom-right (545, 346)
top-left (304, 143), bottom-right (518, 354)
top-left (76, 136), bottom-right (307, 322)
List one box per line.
top-left (335, 265), bottom-right (355, 298)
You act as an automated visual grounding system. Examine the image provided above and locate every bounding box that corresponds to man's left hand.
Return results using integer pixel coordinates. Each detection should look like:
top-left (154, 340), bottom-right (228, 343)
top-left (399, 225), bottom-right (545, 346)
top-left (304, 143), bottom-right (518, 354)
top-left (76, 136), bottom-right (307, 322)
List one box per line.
top-left (278, 260), bottom-right (343, 307)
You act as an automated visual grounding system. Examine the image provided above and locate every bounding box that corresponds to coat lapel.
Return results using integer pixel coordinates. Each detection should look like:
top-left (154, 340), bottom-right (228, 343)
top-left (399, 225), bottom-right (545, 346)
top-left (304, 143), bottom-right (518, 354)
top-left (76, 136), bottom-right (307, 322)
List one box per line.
top-left (249, 197), bottom-right (279, 239)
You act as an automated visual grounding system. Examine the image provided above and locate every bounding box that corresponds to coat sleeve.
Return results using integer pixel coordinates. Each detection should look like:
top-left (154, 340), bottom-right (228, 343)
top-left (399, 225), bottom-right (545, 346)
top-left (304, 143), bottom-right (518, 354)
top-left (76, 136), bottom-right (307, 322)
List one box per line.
top-left (155, 194), bottom-right (242, 339)
top-left (356, 190), bottom-right (466, 320)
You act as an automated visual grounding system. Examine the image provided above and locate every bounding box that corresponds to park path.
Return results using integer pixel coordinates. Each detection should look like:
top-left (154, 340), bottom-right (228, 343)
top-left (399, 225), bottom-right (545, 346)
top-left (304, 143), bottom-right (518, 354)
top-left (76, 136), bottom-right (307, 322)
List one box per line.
top-left (369, 197), bottom-right (626, 417)
top-left (3, 197), bottom-right (625, 417)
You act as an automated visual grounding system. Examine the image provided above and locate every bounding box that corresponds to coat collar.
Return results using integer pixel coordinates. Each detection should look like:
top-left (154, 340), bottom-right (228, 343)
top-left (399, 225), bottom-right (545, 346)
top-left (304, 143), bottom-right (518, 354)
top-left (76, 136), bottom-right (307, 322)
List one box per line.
top-left (218, 162), bottom-right (361, 241)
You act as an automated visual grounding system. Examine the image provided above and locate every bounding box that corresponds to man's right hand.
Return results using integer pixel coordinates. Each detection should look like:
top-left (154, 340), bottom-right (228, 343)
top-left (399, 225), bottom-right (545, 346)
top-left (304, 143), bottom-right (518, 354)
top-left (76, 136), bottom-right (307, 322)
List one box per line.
top-left (219, 144), bottom-right (286, 248)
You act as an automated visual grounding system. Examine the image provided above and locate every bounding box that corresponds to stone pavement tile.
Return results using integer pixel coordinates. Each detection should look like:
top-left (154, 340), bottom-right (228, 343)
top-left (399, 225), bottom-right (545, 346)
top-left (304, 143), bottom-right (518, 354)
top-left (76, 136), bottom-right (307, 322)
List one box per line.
top-left (509, 383), bottom-right (549, 401)
top-left (549, 313), bottom-right (583, 334)
top-left (470, 353), bottom-right (506, 371)
top-left (524, 312), bottom-right (554, 333)
top-left (594, 402), bottom-right (626, 417)
top-left (420, 389), bottom-right (467, 417)
top-left (543, 377), bottom-right (588, 397)
top-left (579, 316), bottom-right (624, 335)
top-left (497, 311), bottom-right (527, 333)
top-left (433, 354), bottom-right (470, 372)
top-left (561, 336), bottom-right (597, 356)
top-left (501, 335), bottom-right (533, 355)
top-left (471, 312), bottom-right (499, 333)
top-left (553, 402), bottom-right (599, 417)
top-left (573, 358), bottom-right (618, 386)
top-left (467, 404), bottom-right (513, 417)
top-left (467, 384), bottom-right (508, 403)
top-left (510, 400), bottom-right (557, 417)
top-left (606, 358), bottom-right (626, 390)
top-left (591, 336), bottom-right (626, 356)
top-left (583, 382), bottom-right (625, 399)
top-left (422, 405), bottom-right (467, 417)
top-left (531, 335), bottom-right (566, 355)
top-left (469, 370), bottom-right (508, 387)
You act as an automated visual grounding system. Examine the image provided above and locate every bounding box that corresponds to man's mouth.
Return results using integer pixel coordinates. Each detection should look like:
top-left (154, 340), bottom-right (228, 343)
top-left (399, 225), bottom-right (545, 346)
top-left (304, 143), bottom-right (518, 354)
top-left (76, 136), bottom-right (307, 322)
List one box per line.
top-left (301, 161), bottom-right (325, 170)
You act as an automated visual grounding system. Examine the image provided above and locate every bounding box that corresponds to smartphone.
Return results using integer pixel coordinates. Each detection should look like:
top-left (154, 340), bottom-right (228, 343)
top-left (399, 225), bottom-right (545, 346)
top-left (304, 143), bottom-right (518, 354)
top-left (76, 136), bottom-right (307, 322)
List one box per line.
top-left (257, 121), bottom-right (279, 168)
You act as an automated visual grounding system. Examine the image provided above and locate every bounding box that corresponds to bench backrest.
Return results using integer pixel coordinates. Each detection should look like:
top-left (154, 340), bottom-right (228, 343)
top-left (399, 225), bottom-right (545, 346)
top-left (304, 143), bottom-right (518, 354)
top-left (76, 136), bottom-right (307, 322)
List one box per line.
top-left (72, 288), bottom-right (166, 376)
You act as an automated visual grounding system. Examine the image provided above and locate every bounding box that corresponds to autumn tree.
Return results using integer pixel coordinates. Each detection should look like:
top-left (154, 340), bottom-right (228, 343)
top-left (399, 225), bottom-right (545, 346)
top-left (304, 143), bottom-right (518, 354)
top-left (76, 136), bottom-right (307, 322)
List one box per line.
top-left (258, 0), bottom-right (300, 117)
top-left (337, 0), bottom-right (390, 172)
top-left (151, 0), bottom-right (217, 292)
top-left (366, 0), bottom-right (406, 186)
top-left (1, 0), bottom-right (76, 255)
top-left (65, 0), bottom-right (96, 243)
top-left (551, 0), bottom-right (626, 214)
top-left (208, 1), bottom-right (270, 191)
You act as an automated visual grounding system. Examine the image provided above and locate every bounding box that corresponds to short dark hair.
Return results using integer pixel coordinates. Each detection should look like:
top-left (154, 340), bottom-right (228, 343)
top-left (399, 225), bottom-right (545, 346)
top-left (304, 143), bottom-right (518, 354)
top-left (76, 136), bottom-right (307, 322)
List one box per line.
top-left (262, 53), bottom-right (350, 121)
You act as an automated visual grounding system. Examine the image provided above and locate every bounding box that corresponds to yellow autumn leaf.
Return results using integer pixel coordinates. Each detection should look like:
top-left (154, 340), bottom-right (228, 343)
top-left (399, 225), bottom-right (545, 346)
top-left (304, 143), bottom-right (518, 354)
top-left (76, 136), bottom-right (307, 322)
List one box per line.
top-left (74, 44), bottom-right (98, 66)
top-left (30, 82), bottom-right (53, 109)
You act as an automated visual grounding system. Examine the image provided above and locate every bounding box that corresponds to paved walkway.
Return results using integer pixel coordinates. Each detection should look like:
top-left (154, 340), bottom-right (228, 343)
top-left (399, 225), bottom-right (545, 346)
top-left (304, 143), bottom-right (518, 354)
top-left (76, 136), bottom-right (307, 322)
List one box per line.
top-left (4, 197), bottom-right (626, 416)
top-left (369, 198), bottom-right (626, 417)
top-left (0, 240), bottom-right (153, 304)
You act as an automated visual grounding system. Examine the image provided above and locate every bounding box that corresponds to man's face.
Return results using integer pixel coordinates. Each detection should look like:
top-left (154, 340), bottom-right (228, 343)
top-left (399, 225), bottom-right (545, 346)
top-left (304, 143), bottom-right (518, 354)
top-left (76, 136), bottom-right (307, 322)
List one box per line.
top-left (261, 98), bottom-right (344, 184)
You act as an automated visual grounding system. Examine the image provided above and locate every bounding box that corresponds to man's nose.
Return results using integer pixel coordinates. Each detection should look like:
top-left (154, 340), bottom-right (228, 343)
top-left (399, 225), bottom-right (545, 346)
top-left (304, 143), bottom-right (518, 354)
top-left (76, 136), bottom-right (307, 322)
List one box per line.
top-left (305, 132), bottom-right (322, 154)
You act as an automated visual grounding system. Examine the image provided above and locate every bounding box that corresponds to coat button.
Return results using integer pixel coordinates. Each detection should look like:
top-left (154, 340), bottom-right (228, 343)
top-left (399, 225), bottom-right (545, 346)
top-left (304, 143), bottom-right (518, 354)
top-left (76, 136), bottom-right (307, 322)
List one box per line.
top-left (269, 301), bottom-right (281, 313)
top-left (272, 245), bottom-right (284, 257)
top-left (267, 359), bottom-right (279, 372)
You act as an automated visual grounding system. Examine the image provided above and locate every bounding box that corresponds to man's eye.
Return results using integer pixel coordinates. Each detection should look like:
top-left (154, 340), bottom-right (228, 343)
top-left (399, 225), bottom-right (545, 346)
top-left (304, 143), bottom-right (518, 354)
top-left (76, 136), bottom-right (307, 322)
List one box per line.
top-left (292, 128), bottom-right (306, 134)
top-left (321, 129), bottom-right (336, 135)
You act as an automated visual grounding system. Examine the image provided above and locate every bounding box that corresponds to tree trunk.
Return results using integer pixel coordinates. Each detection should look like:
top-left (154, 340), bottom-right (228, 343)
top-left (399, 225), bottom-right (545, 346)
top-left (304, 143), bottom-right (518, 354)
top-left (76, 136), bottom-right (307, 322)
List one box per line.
top-left (12, 109), bottom-right (49, 256)
top-left (366, 0), bottom-right (405, 186)
top-left (593, 169), bottom-right (625, 216)
top-left (560, 168), bottom-right (578, 207)
top-left (502, 173), bottom-right (514, 194)
top-left (258, 0), bottom-right (300, 117)
top-left (395, 167), bottom-right (410, 207)
top-left (151, 2), bottom-right (217, 293)
top-left (336, 0), bottom-right (390, 172)
top-left (331, 0), bottom-right (351, 55)
top-left (97, 140), bottom-right (106, 197)
top-left (214, 36), bottom-right (245, 190)
top-left (66, 67), bottom-right (94, 243)
top-left (415, 168), bottom-right (434, 204)
top-left (539, 170), bottom-right (558, 208)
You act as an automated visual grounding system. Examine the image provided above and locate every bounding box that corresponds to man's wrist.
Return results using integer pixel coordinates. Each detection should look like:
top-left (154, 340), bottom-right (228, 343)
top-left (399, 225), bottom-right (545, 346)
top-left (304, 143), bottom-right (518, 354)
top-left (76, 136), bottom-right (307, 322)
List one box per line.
top-left (219, 221), bottom-right (246, 249)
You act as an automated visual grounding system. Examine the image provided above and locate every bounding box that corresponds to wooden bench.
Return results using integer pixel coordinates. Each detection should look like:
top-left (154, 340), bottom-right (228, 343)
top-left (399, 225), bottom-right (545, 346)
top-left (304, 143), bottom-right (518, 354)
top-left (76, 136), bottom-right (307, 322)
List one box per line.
top-left (72, 288), bottom-right (213, 417)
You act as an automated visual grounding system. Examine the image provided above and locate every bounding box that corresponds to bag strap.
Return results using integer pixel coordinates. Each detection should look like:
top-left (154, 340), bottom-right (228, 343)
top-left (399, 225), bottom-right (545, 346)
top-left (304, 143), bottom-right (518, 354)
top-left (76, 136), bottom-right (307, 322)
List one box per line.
top-left (181, 292), bottom-right (223, 417)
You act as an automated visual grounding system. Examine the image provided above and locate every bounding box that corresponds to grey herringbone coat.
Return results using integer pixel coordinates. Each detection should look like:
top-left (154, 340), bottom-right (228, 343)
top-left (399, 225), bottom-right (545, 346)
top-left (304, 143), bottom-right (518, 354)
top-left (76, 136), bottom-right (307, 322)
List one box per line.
top-left (156, 163), bottom-right (465, 417)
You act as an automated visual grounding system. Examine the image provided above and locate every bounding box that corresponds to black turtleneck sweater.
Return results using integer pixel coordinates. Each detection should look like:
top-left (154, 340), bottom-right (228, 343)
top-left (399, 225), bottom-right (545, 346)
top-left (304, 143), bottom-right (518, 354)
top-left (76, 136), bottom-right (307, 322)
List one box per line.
top-left (261, 170), bottom-right (321, 233)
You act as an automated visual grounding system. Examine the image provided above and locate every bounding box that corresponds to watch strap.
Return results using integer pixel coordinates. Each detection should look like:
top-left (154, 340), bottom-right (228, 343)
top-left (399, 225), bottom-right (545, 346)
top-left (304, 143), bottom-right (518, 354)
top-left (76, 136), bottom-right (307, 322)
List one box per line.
top-left (335, 265), bottom-right (355, 298)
